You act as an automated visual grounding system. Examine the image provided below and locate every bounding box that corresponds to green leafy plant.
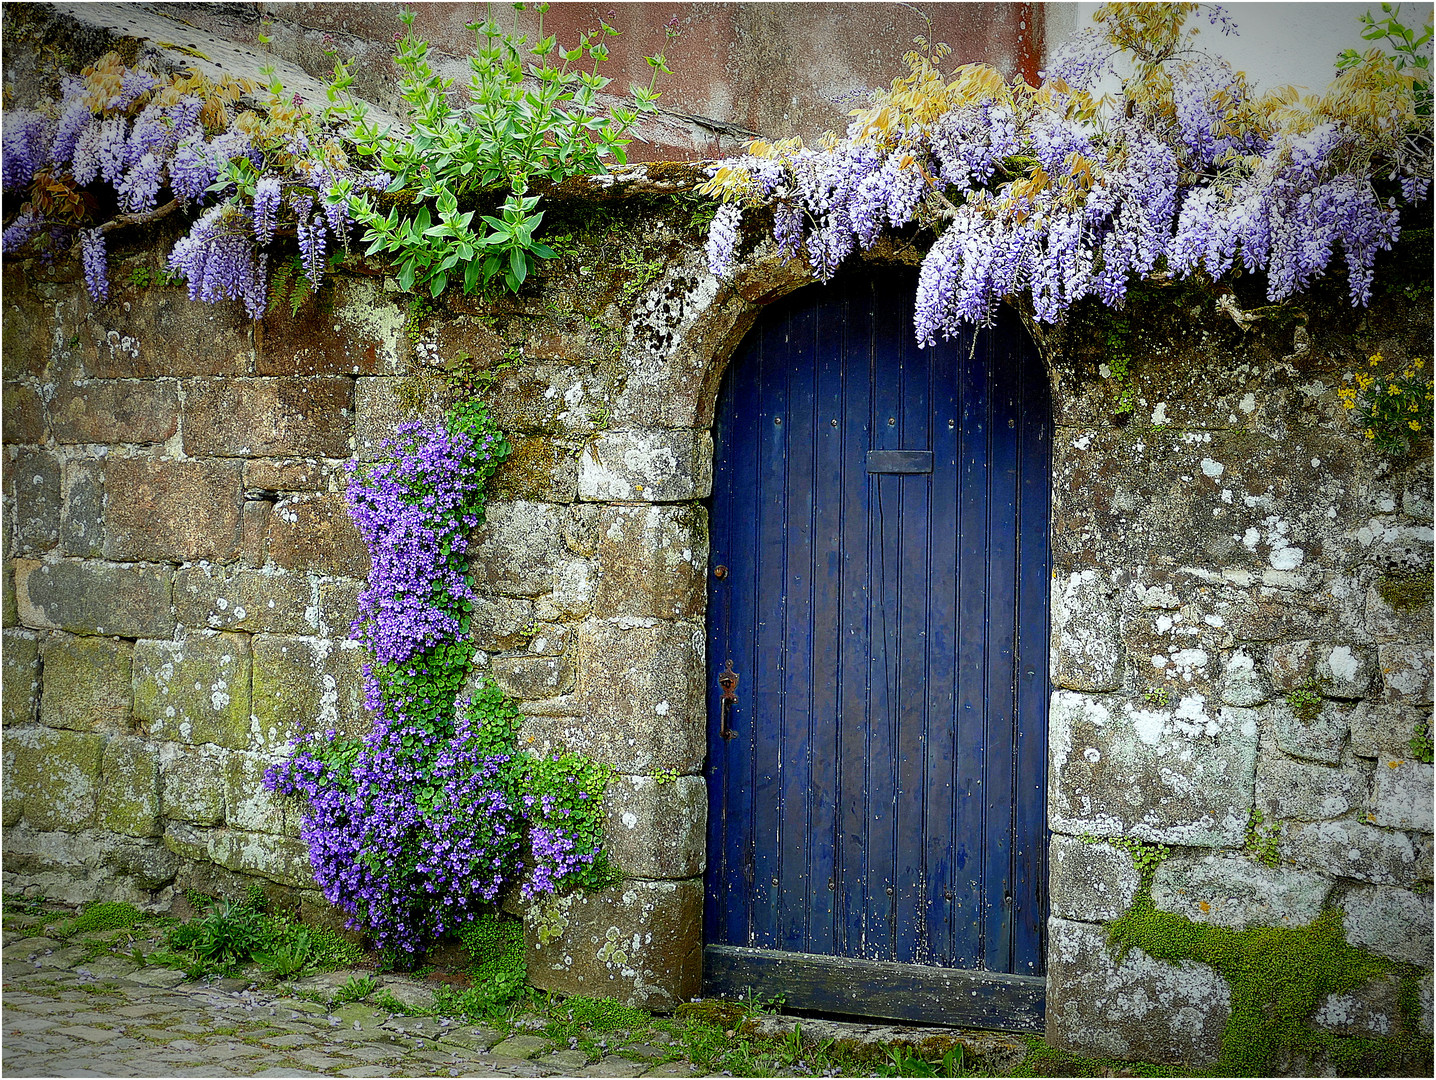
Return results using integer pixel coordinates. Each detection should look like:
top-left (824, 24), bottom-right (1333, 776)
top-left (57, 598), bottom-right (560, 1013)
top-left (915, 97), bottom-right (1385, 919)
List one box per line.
top-left (1410, 720), bottom-right (1434, 764)
top-left (456, 913), bottom-right (528, 1009)
top-left (333, 973), bottom-right (379, 1004)
top-left (168, 898), bottom-right (267, 969)
top-left (1245, 808), bottom-right (1282, 869)
top-left (1338, 351), bottom-right (1433, 455)
top-left (349, 4), bottom-right (672, 298)
top-left (1144, 687), bottom-right (1172, 708)
top-left (252, 926), bottom-right (313, 979)
top-left (1287, 679), bottom-right (1323, 722)
top-left (50, 901), bottom-right (143, 939)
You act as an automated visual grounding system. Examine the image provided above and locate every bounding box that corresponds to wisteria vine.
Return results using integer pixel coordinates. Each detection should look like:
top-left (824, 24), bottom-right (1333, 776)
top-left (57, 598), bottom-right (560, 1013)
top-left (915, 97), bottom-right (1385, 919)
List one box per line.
top-left (263, 402), bottom-right (614, 961)
top-left (702, 3), bottom-right (1433, 345)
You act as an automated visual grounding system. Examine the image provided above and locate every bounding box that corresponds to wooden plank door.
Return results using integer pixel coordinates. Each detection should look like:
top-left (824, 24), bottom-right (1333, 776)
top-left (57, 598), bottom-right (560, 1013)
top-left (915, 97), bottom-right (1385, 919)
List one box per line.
top-left (703, 271), bottom-right (1050, 1031)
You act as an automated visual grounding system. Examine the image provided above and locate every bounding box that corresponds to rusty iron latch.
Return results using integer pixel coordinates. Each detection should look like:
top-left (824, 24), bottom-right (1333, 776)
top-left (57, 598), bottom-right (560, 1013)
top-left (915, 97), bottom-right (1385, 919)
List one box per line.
top-left (718, 659), bottom-right (739, 740)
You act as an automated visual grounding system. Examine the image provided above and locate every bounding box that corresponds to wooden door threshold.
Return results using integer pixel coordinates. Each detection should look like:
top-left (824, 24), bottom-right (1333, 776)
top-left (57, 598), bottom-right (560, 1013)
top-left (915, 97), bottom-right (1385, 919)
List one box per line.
top-left (702, 945), bottom-right (1046, 1033)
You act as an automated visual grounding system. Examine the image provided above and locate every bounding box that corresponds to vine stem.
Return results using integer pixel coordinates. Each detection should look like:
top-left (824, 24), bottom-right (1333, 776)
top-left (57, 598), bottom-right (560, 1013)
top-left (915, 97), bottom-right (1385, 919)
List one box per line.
top-left (94, 198), bottom-right (181, 234)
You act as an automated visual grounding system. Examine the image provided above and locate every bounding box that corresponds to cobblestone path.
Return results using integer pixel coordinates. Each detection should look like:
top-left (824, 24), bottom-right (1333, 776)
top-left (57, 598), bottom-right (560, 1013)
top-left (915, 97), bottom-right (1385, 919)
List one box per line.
top-left (2, 960), bottom-right (703, 1079)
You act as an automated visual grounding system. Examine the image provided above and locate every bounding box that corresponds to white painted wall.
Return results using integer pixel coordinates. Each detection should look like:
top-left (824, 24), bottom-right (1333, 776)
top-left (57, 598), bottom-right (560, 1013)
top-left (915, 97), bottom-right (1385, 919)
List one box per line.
top-left (1060, 1), bottom-right (1424, 93)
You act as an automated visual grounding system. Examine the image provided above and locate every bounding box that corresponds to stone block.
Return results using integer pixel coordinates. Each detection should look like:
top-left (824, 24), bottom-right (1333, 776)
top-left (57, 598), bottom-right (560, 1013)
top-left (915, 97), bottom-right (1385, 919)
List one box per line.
top-left (251, 635), bottom-right (370, 750)
top-left (243, 458), bottom-right (335, 494)
top-left (470, 500), bottom-right (566, 597)
top-left (3, 629), bottom-right (39, 726)
top-left (158, 745), bottom-right (227, 825)
top-left (1219, 648), bottom-right (1269, 706)
top-left (2, 826), bottom-right (179, 898)
top-left (103, 456), bottom-right (244, 562)
top-left (1255, 752), bottom-right (1362, 822)
top-left (1048, 836), bottom-right (1140, 922)
top-left (1377, 643), bottom-right (1433, 706)
top-left (14, 558), bottom-right (174, 637)
top-left (49, 379), bottom-right (179, 444)
top-left (174, 565), bottom-right (315, 635)
top-left (193, 826), bottom-right (317, 889)
top-left (1150, 853), bottom-right (1332, 929)
top-left (1371, 756), bottom-right (1434, 832)
top-left (1281, 819), bottom-right (1432, 888)
top-left (353, 375), bottom-right (447, 462)
top-left (1313, 976), bottom-right (1403, 1038)
top-left (59, 459), bottom-right (104, 557)
top-left (470, 596), bottom-right (536, 651)
top-left (1340, 884), bottom-right (1433, 965)
top-left (39, 633), bottom-right (133, 731)
top-left (6, 446), bottom-right (60, 554)
top-left (526, 622), bottom-right (570, 657)
top-left (182, 376), bottom-right (354, 457)
top-left (226, 751), bottom-right (296, 836)
top-left (1266, 640), bottom-right (1317, 693)
top-left (80, 285), bottom-right (254, 377)
top-left (563, 504), bottom-right (603, 556)
top-left (565, 619), bottom-right (705, 773)
top-left (257, 294), bottom-right (390, 376)
top-left (3, 560), bottom-right (17, 627)
top-left (602, 775), bottom-right (706, 879)
top-left (1051, 570), bottom-right (1123, 692)
top-left (99, 735), bottom-right (161, 838)
top-left (491, 655), bottom-right (575, 700)
top-left (6, 726), bottom-right (106, 831)
top-left (540, 557), bottom-right (597, 618)
top-left (1045, 917), bottom-right (1229, 1066)
top-left (240, 499), bottom-right (271, 566)
top-left (316, 577), bottom-right (364, 638)
top-left (578, 429), bottom-right (712, 502)
top-left (3, 381), bottom-right (45, 443)
top-left (1348, 700), bottom-right (1428, 759)
top-left (133, 634), bottom-right (253, 750)
top-left (1048, 691), bottom-right (1258, 846)
top-left (1314, 643), bottom-right (1378, 700)
top-left (526, 877), bottom-right (703, 1010)
top-left (490, 436), bottom-right (580, 503)
top-left (266, 493), bottom-right (371, 577)
top-left (593, 505), bottom-right (708, 621)
top-left (1365, 582), bottom-right (1432, 643)
top-left (1265, 700), bottom-right (1349, 765)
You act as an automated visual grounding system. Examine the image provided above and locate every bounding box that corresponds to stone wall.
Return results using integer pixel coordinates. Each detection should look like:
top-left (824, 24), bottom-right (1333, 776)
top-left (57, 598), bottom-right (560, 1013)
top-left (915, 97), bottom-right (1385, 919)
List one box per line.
top-left (1038, 276), bottom-right (1435, 1065)
top-left (2, 177), bottom-right (1432, 1056)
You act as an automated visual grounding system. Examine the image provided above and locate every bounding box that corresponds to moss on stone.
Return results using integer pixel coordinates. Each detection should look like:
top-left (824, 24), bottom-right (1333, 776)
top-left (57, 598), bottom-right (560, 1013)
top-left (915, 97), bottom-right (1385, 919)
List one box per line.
top-left (1377, 570), bottom-right (1434, 612)
top-left (1106, 886), bottom-right (1430, 1076)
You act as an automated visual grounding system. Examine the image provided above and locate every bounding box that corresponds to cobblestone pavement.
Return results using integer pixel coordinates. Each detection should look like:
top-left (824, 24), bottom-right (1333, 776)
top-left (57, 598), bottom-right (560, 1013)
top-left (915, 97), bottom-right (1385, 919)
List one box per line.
top-left (1, 958), bottom-right (704, 1079)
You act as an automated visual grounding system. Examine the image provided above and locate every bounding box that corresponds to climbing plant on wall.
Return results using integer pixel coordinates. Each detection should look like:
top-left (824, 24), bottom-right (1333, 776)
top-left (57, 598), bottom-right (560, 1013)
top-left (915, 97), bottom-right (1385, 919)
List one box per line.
top-left (701, 2), bottom-right (1433, 344)
top-left (263, 399), bottom-right (616, 963)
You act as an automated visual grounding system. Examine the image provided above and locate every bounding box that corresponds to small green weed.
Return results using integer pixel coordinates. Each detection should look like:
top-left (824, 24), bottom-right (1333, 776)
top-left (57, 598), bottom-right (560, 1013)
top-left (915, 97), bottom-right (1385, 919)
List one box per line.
top-left (253, 926), bottom-right (313, 979)
top-left (1410, 720), bottom-right (1434, 764)
top-left (1245, 808), bottom-right (1282, 868)
top-left (51, 901), bottom-right (143, 939)
top-left (1287, 679), bottom-right (1322, 722)
top-left (333, 973), bottom-right (378, 1004)
top-left (1144, 687), bottom-right (1172, 708)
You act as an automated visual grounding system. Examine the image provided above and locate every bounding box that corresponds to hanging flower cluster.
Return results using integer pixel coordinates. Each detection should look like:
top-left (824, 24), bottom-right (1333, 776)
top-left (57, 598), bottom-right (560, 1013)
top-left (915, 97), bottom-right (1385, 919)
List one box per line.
top-left (1, 49), bottom-right (384, 311)
top-left (702, 3), bottom-right (1433, 344)
top-left (264, 401), bottom-right (613, 961)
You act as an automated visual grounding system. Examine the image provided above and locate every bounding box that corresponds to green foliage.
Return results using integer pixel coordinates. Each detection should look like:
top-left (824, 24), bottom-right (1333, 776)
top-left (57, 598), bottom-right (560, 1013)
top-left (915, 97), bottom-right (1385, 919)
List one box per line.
top-left (50, 901), bottom-right (143, 939)
top-left (1410, 720), bottom-right (1434, 764)
top-left (1337, 2), bottom-right (1433, 116)
top-left (1143, 687), bottom-right (1171, 708)
top-left (252, 926), bottom-right (313, 979)
top-left (1083, 834), bottom-right (1171, 889)
top-left (1108, 903), bottom-right (1424, 1075)
top-left (457, 913), bottom-right (527, 1009)
top-left (614, 248), bottom-right (666, 306)
top-left (1102, 317), bottom-right (1138, 416)
top-left (1338, 352), bottom-right (1433, 455)
top-left (348, 4), bottom-right (670, 298)
top-left (169, 897), bottom-right (268, 968)
top-left (1012, 1036), bottom-right (1184, 1077)
top-left (1244, 808), bottom-right (1282, 869)
top-left (267, 255), bottom-right (315, 318)
top-left (878, 1043), bottom-right (969, 1077)
top-left (554, 994), bottom-right (652, 1032)
top-left (333, 973), bottom-right (379, 1005)
top-left (1377, 569), bottom-right (1434, 611)
top-left (1287, 679), bottom-right (1323, 722)
top-left (127, 265), bottom-right (181, 289)
top-left (650, 767), bottom-right (678, 786)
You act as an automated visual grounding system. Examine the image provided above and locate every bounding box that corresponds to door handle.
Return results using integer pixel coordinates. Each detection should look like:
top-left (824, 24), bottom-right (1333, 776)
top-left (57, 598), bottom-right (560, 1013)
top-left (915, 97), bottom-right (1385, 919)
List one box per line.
top-left (718, 659), bottom-right (739, 740)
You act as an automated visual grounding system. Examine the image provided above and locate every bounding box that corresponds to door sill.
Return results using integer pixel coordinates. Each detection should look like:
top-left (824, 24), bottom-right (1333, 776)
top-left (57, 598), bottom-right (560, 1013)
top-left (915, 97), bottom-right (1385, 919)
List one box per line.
top-left (702, 944), bottom-right (1046, 1033)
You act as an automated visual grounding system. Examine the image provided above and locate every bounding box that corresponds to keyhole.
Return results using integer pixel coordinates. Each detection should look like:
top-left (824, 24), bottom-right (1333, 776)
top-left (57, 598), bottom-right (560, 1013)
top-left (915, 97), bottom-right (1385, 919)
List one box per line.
top-left (948, 419), bottom-right (955, 429)
top-left (888, 417), bottom-right (896, 426)
top-left (830, 418), bottom-right (838, 427)
top-left (774, 416), bottom-right (782, 426)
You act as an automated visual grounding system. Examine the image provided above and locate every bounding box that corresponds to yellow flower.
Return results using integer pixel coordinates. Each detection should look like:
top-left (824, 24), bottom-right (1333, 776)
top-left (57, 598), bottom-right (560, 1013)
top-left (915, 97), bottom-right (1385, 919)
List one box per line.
top-left (1410, 420), bottom-right (1421, 431)
top-left (1388, 383), bottom-right (1402, 395)
top-left (1369, 352), bottom-right (1383, 366)
top-left (1365, 429), bottom-right (1376, 439)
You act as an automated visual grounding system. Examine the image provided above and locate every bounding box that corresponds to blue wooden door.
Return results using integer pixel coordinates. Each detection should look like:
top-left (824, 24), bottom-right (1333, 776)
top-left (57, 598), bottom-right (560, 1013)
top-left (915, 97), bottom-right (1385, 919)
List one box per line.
top-left (703, 272), bottom-right (1050, 1030)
